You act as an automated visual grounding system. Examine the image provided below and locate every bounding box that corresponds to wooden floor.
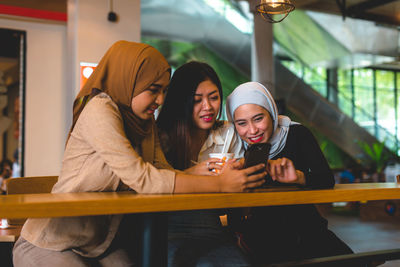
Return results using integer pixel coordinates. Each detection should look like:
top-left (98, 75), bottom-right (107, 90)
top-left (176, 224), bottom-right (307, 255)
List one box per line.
top-left (326, 213), bottom-right (400, 267)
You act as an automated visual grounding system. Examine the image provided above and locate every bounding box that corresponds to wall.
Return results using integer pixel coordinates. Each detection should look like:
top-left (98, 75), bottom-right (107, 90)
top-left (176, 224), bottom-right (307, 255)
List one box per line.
top-left (69, 0), bottom-right (141, 97)
top-left (0, 0), bottom-right (140, 176)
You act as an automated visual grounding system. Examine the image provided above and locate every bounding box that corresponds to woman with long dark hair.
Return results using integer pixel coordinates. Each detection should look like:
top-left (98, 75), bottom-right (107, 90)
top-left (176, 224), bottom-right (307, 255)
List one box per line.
top-left (157, 61), bottom-right (251, 266)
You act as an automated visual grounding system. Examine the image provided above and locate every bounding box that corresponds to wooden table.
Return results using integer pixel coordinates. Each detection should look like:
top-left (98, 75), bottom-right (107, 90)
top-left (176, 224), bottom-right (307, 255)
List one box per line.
top-left (0, 225), bottom-right (22, 242)
top-left (1, 183), bottom-right (400, 266)
top-left (1, 183), bottom-right (400, 219)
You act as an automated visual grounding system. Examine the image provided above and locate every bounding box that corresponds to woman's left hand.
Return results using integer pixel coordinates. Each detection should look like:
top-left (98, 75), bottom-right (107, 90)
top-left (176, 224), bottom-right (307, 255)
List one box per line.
top-left (267, 157), bottom-right (305, 185)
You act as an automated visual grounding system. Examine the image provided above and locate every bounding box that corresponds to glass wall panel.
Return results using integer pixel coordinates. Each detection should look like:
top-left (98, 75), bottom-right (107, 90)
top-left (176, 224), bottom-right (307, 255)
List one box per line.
top-left (397, 73), bottom-right (400, 148)
top-left (281, 60), bottom-right (303, 78)
top-left (283, 60), bottom-right (400, 155)
top-left (378, 127), bottom-right (397, 152)
top-left (354, 69), bottom-right (374, 134)
top-left (338, 69), bottom-right (353, 118)
top-left (304, 66), bottom-right (326, 97)
top-left (376, 70), bottom-right (395, 147)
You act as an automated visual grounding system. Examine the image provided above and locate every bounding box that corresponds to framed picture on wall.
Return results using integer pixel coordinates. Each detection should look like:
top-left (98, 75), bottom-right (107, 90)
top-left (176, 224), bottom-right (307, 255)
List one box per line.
top-left (0, 28), bottom-right (26, 179)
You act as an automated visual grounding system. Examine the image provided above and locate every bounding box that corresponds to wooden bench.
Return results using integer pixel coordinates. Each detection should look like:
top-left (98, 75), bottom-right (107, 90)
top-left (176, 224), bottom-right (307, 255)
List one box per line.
top-left (6, 176), bottom-right (58, 195)
top-left (2, 176), bottom-right (58, 234)
top-left (0, 176), bottom-right (57, 267)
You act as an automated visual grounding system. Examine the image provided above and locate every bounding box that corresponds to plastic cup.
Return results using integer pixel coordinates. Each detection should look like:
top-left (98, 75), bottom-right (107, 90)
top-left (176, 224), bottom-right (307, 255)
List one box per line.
top-left (208, 153), bottom-right (235, 173)
top-left (0, 219), bottom-right (9, 229)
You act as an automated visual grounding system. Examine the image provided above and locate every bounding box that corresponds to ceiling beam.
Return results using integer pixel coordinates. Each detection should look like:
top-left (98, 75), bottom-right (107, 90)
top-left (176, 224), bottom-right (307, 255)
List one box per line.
top-left (293, 0), bottom-right (320, 8)
top-left (348, 12), bottom-right (400, 27)
top-left (334, 0), bottom-right (400, 26)
top-left (347, 0), bottom-right (397, 14)
top-left (336, 0), bottom-right (346, 21)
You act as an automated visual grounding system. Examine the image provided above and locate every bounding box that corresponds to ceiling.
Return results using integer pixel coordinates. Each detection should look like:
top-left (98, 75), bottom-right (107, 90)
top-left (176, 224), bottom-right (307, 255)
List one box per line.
top-left (141, 0), bottom-right (400, 74)
top-left (295, 0), bottom-right (400, 27)
top-left (0, 0), bottom-right (399, 26)
top-left (0, 0), bottom-right (399, 76)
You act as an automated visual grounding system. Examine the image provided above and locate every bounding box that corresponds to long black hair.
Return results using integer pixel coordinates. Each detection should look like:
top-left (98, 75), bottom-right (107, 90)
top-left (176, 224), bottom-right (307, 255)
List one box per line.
top-left (157, 61), bottom-right (223, 170)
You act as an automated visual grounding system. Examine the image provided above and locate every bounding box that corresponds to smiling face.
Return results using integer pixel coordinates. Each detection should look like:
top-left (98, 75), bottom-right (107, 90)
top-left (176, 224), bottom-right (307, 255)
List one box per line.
top-left (233, 104), bottom-right (274, 144)
top-left (130, 71), bottom-right (169, 120)
top-left (192, 80), bottom-right (221, 130)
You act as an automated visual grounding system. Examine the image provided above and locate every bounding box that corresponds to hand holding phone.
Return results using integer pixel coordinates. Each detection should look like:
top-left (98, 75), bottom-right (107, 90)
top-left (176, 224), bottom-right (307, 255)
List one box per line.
top-left (243, 143), bottom-right (271, 173)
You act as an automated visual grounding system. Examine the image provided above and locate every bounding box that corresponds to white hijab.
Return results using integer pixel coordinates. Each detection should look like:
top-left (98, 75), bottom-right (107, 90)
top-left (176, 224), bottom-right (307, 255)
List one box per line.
top-left (226, 82), bottom-right (298, 159)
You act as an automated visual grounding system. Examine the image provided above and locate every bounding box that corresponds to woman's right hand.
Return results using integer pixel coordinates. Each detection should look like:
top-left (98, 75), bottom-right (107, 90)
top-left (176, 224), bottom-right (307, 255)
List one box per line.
top-left (217, 161), bottom-right (266, 192)
top-left (185, 158), bottom-right (223, 176)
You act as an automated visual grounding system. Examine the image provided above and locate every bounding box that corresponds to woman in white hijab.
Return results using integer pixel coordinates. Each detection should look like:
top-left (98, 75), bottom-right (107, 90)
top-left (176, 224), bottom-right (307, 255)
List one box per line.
top-left (226, 82), bottom-right (354, 264)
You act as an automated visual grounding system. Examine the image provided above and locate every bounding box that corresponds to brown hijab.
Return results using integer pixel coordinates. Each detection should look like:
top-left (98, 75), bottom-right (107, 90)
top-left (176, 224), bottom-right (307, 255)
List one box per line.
top-left (70, 41), bottom-right (170, 163)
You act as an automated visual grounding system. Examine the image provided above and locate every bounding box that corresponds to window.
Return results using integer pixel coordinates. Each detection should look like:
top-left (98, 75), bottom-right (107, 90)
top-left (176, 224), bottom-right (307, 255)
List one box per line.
top-left (353, 69), bottom-right (374, 135)
top-left (338, 69), bottom-right (353, 118)
top-left (376, 70), bottom-right (395, 147)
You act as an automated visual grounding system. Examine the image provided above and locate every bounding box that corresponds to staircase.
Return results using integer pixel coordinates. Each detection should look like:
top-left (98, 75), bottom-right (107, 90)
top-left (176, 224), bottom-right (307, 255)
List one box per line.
top-left (141, 0), bottom-right (398, 162)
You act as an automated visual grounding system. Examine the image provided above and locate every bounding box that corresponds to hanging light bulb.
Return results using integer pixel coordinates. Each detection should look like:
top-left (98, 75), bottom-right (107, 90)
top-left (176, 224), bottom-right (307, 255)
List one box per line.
top-left (269, 0), bottom-right (281, 9)
top-left (256, 0), bottom-right (295, 23)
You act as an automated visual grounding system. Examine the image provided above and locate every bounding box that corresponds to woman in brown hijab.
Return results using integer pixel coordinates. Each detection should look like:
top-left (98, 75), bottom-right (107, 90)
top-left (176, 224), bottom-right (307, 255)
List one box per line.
top-left (13, 41), bottom-right (266, 267)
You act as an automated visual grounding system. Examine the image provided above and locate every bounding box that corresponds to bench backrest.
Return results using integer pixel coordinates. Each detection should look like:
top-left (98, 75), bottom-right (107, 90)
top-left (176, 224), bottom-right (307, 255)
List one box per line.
top-left (7, 176), bottom-right (58, 195)
top-left (6, 176), bottom-right (58, 225)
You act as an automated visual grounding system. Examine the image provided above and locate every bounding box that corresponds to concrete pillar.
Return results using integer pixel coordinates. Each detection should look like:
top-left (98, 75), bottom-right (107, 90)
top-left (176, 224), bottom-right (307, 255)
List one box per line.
top-left (249, 0), bottom-right (275, 96)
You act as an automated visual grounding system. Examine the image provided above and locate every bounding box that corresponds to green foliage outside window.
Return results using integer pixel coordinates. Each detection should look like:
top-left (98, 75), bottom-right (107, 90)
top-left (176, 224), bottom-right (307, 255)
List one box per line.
top-left (337, 69), bottom-right (353, 118)
top-left (356, 140), bottom-right (390, 173)
top-left (281, 60), bottom-right (303, 78)
top-left (304, 66), bottom-right (326, 97)
top-left (353, 69), bottom-right (374, 136)
top-left (376, 70), bottom-right (395, 140)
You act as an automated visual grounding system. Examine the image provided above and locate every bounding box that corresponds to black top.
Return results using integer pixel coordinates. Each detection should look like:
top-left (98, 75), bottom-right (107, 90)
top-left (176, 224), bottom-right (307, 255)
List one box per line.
top-left (234, 125), bottom-right (352, 263)
top-left (271, 124), bottom-right (335, 189)
top-left (240, 124), bottom-right (334, 232)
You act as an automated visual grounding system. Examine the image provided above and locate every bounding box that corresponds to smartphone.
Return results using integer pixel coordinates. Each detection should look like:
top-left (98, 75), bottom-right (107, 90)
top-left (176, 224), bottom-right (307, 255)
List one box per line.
top-left (244, 143), bottom-right (271, 184)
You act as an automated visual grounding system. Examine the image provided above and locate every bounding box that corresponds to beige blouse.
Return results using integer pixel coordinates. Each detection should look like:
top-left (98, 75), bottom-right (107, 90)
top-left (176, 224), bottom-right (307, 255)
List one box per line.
top-left (198, 121), bottom-right (244, 162)
top-left (21, 93), bottom-right (176, 257)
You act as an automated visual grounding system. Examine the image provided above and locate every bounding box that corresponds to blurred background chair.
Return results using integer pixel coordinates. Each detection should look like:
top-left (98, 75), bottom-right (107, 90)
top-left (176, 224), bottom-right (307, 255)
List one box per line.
top-left (6, 176), bottom-right (58, 225)
top-left (0, 176), bottom-right (57, 267)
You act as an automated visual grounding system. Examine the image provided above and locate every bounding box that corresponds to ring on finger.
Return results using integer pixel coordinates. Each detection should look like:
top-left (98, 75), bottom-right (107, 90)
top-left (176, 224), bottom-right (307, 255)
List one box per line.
top-left (207, 162), bottom-right (213, 171)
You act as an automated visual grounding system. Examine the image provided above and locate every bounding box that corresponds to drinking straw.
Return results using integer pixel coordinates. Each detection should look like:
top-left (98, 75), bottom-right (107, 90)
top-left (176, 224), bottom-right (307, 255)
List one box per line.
top-left (221, 128), bottom-right (234, 154)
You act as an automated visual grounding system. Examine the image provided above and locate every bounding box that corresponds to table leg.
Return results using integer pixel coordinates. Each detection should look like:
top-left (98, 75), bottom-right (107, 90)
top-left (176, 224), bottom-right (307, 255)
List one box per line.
top-left (140, 213), bottom-right (168, 267)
